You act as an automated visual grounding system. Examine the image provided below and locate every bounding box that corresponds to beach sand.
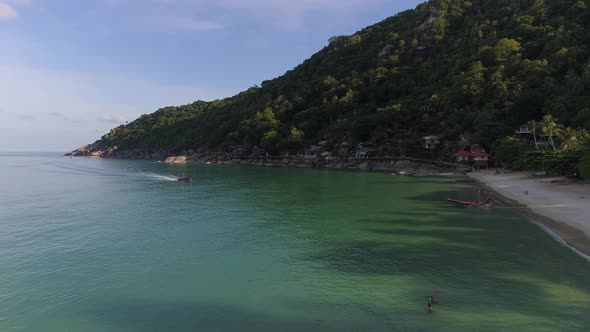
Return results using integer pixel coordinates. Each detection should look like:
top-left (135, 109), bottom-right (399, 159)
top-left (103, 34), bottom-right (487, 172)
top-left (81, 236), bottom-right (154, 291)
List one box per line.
top-left (467, 170), bottom-right (590, 258)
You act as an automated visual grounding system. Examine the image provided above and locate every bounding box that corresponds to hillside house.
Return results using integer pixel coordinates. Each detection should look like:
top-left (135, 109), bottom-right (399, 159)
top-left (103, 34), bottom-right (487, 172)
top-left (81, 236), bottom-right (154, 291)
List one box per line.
top-left (515, 124), bottom-right (553, 148)
top-left (455, 144), bottom-right (489, 170)
top-left (422, 136), bottom-right (441, 150)
top-left (515, 125), bottom-right (532, 135)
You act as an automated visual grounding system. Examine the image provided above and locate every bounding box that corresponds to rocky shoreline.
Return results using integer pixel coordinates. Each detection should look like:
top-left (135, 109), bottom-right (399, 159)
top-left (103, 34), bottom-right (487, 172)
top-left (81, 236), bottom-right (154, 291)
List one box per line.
top-left (67, 144), bottom-right (471, 176)
top-left (187, 154), bottom-right (471, 176)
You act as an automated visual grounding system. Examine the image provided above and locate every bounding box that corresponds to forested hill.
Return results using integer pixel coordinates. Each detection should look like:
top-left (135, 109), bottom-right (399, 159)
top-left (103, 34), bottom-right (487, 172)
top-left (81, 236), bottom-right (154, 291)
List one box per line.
top-left (75, 0), bottom-right (590, 158)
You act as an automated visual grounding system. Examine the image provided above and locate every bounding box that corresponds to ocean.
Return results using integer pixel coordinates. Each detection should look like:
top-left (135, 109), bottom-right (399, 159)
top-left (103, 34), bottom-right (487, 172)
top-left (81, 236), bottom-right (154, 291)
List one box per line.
top-left (1, 153), bottom-right (589, 331)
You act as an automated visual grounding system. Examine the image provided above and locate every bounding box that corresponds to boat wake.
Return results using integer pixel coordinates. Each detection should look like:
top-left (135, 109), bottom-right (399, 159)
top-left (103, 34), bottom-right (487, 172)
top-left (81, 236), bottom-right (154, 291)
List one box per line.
top-left (51, 159), bottom-right (182, 182)
top-left (144, 173), bottom-right (178, 181)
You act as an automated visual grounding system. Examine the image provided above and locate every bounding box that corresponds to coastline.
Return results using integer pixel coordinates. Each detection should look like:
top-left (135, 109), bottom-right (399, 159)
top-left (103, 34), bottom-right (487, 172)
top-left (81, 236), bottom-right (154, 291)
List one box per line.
top-left (467, 170), bottom-right (590, 260)
top-left (185, 155), bottom-right (470, 176)
top-left (67, 148), bottom-right (472, 176)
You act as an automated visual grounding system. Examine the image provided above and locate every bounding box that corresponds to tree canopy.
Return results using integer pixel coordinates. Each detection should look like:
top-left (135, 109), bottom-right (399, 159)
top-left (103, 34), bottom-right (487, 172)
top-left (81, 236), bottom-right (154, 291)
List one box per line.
top-left (88, 0), bottom-right (590, 157)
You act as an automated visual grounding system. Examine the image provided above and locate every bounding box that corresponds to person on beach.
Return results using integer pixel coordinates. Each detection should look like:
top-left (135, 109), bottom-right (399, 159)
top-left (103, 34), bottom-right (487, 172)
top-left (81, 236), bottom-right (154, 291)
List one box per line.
top-left (433, 291), bottom-right (439, 304)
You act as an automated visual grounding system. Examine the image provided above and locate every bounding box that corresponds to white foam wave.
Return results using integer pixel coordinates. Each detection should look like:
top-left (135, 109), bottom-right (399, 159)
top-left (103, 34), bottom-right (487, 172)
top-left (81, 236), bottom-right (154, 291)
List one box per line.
top-left (145, 173), bottom-right (178, 181)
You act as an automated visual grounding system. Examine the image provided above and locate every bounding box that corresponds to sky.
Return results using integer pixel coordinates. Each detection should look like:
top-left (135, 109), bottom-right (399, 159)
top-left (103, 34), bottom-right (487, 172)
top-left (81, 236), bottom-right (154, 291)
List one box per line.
top-left (0, 0), bottom-right (423, 152)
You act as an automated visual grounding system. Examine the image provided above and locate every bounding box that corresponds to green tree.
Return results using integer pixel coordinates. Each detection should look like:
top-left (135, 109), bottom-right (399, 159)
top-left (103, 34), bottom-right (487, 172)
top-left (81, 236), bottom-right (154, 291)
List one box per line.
top-left (528, 120), bottom-right (540, 150)
top-left (261, 130), bottom-right (280, 153)
top-left (559, 127), bottom-right (581, 150)
top-left (345, 34), bottom-right (362, 47)
top-left (541, 114), bottom-right (560, 151)
top-left (493, 38), bottom-right (522, 62)
top-left (492, 136), bottom-right (528, 168)
top-left (459, 61), bottom-right (485, 98)
top-left (289, 127), bottom-right (305, 145)
top-left (579, 153), bottom-right (590, 180)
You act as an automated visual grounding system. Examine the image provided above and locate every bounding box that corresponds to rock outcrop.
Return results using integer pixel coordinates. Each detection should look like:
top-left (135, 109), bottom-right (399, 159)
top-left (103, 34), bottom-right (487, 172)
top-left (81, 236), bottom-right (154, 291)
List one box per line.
top-left (379, 44), bottom-right (395, 57)
top-left (164, 156), bottom-right (188, 163)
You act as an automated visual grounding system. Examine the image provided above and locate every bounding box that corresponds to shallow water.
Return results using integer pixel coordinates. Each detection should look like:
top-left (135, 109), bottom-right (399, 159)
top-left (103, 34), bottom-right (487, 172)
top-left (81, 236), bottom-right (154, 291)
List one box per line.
top-left (0, 153), bottom-right (589, 331)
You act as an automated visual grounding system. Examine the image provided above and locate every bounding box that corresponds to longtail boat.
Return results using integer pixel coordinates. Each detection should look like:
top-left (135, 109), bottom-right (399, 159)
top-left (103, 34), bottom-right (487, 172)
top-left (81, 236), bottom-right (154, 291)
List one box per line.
top-left (447, 198), bottom-right (493, 208)
top-left (177, 176), bottom-right (193, 182)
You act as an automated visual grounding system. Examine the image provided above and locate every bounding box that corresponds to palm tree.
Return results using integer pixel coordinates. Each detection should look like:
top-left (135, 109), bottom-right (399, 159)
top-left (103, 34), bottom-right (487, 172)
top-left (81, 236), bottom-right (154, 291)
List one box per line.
top-left (528, 120), bottom-right (539, 150)
top-left (541, 114), bottom-right (560, 151)
top-left (559, 127), bottom-right (580, 150)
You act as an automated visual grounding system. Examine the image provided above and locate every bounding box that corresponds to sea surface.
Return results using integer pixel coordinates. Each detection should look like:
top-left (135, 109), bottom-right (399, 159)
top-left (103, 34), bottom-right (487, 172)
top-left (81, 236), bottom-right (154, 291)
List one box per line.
top-left (1, 153), bottom-right (589, 331)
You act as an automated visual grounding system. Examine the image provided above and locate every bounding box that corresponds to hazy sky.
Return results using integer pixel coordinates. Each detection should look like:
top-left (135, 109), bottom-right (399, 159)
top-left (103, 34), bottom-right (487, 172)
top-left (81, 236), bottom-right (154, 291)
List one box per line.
top-left (0, 0), bottom-right (422, 152)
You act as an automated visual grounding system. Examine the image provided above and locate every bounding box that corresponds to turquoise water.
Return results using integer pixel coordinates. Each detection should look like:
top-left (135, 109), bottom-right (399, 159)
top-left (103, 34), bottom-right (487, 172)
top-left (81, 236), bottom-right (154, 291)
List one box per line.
top-left (0, 153), bottom-right (589, 331)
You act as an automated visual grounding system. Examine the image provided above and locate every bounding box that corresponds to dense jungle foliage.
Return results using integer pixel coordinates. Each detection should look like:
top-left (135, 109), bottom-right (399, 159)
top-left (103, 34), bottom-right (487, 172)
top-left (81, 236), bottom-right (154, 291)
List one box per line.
top-left (91, 0), bottom-right (590, 158)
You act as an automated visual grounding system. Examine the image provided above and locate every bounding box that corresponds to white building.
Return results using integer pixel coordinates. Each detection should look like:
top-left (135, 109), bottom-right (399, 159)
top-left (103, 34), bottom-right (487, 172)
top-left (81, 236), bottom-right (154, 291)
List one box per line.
top-left (422, 136), bottom-right (441, 150)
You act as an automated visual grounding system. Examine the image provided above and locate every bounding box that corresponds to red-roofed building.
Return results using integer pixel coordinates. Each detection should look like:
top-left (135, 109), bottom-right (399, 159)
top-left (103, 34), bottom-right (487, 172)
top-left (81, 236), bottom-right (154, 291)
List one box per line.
top-left (455, 144), bottom-right (489, 170)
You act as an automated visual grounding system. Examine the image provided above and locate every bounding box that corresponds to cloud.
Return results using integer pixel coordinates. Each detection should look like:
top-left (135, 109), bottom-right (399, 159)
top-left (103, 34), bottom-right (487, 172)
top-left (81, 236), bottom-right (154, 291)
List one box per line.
top-left (5, 0), bottom-right (31, 5)
top-left (0, 0), bottom-right (31, 21)
top-left (172, 18), bottom-right (224, 31)
top-left (98, 114), bottom-right (128, 124)
top-left (49, 111), bottom-right (66, 118)
top-left (0, 64), bottom-right (232, 151)
top-left (17, 114), bottom-right (35, 121)
top-left (116, 0), bottom-right (386, 30)
top-left (0, 3), bottom-right (18, 20)
top-left (154, 15), bottom-right (224, 31)
top-left (49, 111), bottom-right (82, 123)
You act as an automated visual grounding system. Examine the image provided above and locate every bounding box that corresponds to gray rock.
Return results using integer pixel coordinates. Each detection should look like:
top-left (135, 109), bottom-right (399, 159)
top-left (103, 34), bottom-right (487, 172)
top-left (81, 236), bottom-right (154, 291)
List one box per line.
top-left (379, 44), bottom-right (395, 57)
top-left (251, 146), bottom-right (261, 157)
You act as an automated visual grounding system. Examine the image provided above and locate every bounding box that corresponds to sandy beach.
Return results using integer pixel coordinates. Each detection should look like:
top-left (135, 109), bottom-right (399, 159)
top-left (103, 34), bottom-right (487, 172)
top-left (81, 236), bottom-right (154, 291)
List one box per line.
top-left (468, 170), bottom-right (590, 258)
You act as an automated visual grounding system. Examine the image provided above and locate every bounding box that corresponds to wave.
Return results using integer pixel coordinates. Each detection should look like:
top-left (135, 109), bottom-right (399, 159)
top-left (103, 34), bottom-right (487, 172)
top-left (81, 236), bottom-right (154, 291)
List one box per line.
top-left (47, 159), bottom-right (181, 182)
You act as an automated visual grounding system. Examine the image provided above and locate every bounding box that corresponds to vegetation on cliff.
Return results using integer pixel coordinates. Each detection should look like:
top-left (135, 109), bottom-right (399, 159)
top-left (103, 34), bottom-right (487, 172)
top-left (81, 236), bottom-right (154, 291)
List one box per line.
top-left (493, 114), bottom-right (590, 177)
top-left (83, 0), bottom-right (590, 160)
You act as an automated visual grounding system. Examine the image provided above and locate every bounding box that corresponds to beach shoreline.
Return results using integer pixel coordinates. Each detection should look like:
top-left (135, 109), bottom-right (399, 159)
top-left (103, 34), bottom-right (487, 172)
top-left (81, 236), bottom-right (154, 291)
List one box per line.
top-left (467, 170), bottom-right (590, 260)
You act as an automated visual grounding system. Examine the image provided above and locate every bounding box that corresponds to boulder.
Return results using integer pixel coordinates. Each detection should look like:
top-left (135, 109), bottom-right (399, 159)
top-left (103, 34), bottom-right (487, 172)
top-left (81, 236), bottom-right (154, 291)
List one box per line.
top-left (379, 44), bottom-right (395, 57)
top-left (89, 150), bottom-right (103, 158)
top-left (173, 156), bottom-right (188, 163)
top-left (337, 143), bottom-right (351, 158)
top-left (251, 146), bottom-right (261, 157)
